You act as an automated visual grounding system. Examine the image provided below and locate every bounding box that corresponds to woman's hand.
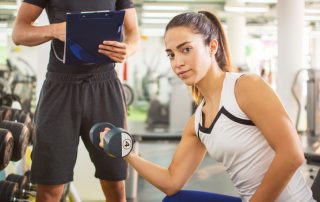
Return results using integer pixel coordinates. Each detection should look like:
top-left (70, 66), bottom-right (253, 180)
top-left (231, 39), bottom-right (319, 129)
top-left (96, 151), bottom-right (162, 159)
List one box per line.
top-left (99, 128), bottom-right (110, 148)
top-left (98, 41), bottom-right (128, 63)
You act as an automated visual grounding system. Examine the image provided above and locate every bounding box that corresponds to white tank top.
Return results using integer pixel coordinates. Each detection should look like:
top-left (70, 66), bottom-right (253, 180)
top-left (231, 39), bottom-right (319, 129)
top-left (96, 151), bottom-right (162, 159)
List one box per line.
top-left (194, 72), bottom-right (315, 202)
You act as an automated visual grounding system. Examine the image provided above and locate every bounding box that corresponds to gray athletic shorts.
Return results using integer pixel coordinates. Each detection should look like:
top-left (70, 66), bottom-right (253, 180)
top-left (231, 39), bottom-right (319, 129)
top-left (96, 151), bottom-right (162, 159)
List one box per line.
top-left (31, 70), bottom-right (128, 185)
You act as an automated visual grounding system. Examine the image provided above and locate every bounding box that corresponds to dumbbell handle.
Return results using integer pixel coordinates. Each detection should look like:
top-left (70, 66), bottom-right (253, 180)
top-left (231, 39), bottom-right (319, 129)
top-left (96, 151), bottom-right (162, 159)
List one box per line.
top-left (25, 183), bottom-right (36, 192)
top-left (23, 181), bottom-right (36, 190)
top-left (12, 197), bottom-right (31, 202)
top-left (21, 188), bottom-right (36, 197)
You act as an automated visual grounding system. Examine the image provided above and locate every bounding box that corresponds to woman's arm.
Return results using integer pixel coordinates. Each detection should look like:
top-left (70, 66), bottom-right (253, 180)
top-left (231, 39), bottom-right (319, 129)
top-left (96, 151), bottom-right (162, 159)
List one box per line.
top-left (236, 74), bottom-right (305, 202)
top-left (125, 115), bottom-right (207, 195)
top-left (12, 2), bottom-right (65, 46)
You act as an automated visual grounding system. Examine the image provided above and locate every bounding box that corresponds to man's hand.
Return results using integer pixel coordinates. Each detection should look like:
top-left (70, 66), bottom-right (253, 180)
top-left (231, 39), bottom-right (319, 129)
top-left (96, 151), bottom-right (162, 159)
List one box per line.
top-left (98, 41), bottom-right (128, 63)
top-left (51, 22), bottom-right (66, 42)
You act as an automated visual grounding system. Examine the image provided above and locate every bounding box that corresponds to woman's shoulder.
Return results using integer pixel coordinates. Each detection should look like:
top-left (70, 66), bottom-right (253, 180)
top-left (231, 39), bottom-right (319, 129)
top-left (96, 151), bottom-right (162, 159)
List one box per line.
top-left (225, 72), bottom-right (263, 93)
top-left (235, 73), bottom-right (275, 109)
top-left (235, 73), bottom-right (264, 88)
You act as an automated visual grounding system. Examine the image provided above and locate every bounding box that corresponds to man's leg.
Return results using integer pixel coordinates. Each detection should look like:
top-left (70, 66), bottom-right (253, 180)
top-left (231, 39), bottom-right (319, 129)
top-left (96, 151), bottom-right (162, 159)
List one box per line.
top-left (100, 180), bottom-right (126, 202)
top-left (80, 71), bottom-right (129, 201)
top-left (36, 184), bottom-right (65, 202)
top-left (32, 73), bottom-right (83, 202)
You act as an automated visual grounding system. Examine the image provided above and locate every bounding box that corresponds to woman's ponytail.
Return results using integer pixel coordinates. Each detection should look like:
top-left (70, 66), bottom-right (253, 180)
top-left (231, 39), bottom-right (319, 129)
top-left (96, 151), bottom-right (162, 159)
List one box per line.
top-left (198, 11), bottom-right (233, 72)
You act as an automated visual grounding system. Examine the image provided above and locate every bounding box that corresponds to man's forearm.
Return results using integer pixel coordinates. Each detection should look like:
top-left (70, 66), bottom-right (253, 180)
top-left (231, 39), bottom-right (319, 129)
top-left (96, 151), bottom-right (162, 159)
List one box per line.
top-left (124, 30), bottom-right (140, 56)
top-left (12, 23), bottom-right (56, 46)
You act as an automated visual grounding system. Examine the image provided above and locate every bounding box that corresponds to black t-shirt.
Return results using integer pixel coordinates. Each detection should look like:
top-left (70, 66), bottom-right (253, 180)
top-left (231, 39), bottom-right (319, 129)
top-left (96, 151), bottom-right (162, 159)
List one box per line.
top-left (23, 0), bottom-right (134, 73)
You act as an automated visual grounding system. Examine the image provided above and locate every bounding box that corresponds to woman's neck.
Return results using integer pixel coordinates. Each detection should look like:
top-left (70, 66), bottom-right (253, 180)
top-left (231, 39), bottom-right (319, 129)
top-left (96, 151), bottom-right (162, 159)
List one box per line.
top-left (197, 67), bottom-right (226, 106)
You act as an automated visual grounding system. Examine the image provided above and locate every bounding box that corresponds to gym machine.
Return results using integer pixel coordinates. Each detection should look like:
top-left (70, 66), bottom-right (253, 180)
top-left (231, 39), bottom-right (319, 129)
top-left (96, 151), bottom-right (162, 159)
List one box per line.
top-left (293, 68), bottom-right (320, 136)
top-left (306, 69), bottom-right (320, 136)
top-left (292, 68), bottom-right (320, 201)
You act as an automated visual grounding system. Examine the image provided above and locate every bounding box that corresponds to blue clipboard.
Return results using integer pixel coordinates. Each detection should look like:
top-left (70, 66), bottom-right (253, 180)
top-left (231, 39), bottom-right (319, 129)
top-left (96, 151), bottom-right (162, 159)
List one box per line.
top-left (64, 10), bottom-right (125, 65)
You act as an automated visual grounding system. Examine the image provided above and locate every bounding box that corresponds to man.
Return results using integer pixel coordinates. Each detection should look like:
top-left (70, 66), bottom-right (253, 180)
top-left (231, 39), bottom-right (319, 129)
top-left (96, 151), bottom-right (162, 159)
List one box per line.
top-left (12, 0), bottom-right (139, 201)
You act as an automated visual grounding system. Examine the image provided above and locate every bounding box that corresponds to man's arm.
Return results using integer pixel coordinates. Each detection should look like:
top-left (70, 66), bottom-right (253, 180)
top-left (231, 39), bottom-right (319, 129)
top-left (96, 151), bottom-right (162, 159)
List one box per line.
top-left (122, 8), bottom-right (140, 57)
top-left (12, 2), bottom-right (65, 46)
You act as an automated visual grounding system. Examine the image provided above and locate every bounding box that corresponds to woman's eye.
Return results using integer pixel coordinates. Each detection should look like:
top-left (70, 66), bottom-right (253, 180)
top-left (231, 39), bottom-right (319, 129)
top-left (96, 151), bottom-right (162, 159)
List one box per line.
top-left (183, 47), bottom-right (191, 53)
top-left (167, 53), bottom-right (174, 60)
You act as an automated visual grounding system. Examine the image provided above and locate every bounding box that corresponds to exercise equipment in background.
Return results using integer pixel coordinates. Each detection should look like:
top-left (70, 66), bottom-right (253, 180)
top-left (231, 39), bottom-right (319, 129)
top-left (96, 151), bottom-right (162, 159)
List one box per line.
top-left (6, 173), bottom-right (36, 199)
top-left (0, 129), bottom-right (14, 170)
top-left (292, 68), bottom-right (320, 136)
top-left (0, 180), bottom-right (30, 201)
top-left (0, 121), bottom-right (30, 162)
top-left (0, 106), bottom-right (34, 171)
top-left (0, 58), bottom-right (37, 114)
top-left (122, 83), bottom-right (134, 107)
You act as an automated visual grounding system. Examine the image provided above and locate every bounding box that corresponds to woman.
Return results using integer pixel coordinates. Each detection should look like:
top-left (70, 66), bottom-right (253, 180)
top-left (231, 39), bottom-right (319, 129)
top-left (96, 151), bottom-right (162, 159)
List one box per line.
top-left (102, 11), bottom-right (315, 202)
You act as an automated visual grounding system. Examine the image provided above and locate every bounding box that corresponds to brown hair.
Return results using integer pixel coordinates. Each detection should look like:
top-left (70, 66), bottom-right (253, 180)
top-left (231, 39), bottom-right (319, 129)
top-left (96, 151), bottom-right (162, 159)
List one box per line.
top-left (165, 11), bottom-right (233, 104)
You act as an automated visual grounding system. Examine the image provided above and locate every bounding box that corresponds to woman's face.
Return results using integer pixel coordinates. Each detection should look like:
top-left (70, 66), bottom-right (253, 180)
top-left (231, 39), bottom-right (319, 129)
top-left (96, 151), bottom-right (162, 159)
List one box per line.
top-left (164, 26), bottom-right (213, 86)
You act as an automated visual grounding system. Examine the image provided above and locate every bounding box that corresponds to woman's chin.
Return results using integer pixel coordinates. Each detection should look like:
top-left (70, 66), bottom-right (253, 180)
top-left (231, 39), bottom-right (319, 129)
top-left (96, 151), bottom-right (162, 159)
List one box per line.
top-left (183, 80), bottom-right (195, 86)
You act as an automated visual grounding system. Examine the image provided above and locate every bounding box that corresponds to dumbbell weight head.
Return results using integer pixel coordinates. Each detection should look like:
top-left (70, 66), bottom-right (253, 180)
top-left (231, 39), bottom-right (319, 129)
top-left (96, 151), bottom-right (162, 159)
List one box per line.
top-left (0, 129), bottom-right (14, 170)
top-left (6, 174), bottom-right (28, 198)
top-left (0, 106), bottom-right (13, 121)
top-left (18, 112), bottom-right (34, 145)
top-left (11, 109), bottom-right (22, 122)
top-left (0, 181), bottom-right (18, 202)
top-left (23, 171), bottom-right (36, 192)
top-left (0, 121), bottom-right (30, 161)
top-left (89, 122), bottom-right (133, 158)
top-left (10, 109), bottom-right (34, 145)
top-left (104, 127), bottom-right (133, 158)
